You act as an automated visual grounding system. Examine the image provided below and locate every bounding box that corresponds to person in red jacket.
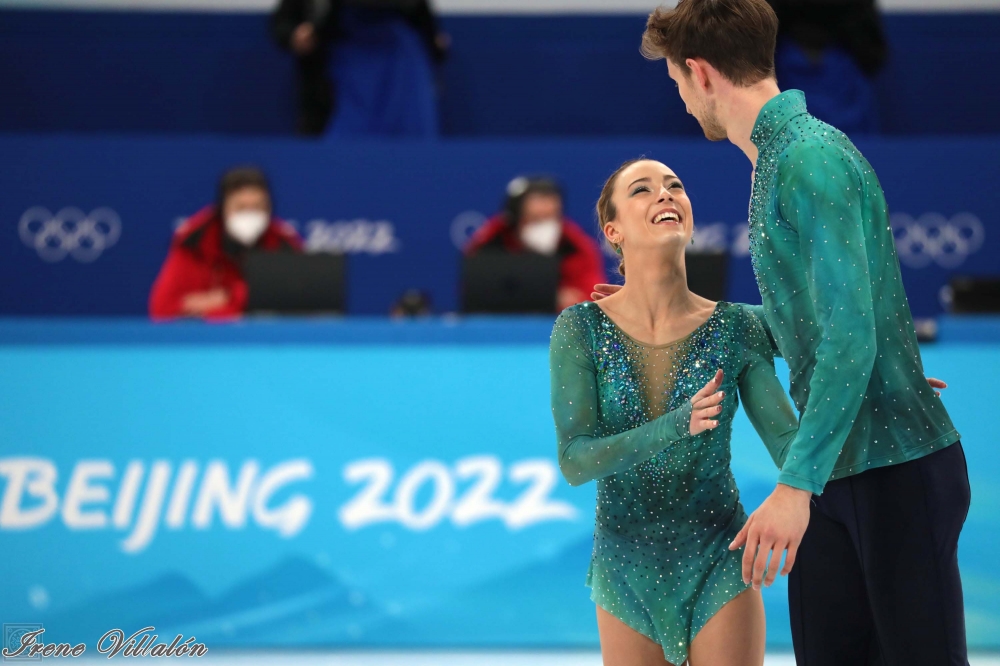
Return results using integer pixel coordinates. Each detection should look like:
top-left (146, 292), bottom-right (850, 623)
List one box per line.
top-left (149, 167), bottom-right (303, 320)
top-left (465, 177), bottom-right (607, 312)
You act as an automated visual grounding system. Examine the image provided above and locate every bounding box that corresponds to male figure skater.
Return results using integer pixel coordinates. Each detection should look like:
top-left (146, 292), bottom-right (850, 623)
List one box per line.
top-left (599, 1), bottom-right (969, 663)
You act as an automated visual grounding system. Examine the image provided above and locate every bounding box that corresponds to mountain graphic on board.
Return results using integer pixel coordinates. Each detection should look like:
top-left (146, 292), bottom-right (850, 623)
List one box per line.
top-left (39, 556), bottom-right (399, 647)
top-left (40, 571), bottom-right (208, 645)
top-left (159, 555), bottom-right (394, 645)
top-left (390, 535), bottom-right (598, 646)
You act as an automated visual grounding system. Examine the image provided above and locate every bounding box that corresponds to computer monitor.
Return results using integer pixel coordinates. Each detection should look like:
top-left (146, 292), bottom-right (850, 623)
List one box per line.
top-left (950, 276), bottom-right (1000, 313)
top-left (461, 251), bottom-right (560, 314)
top-left (685, 251), bottom-right (729, 302)
top-left (244, 251), bottom-right (347, 315)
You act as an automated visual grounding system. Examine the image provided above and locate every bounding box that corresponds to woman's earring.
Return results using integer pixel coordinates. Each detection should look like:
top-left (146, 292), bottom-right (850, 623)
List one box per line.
top-left (690, 236), bottom-right (695, 246)
top-left (614, 243), bottom-right (623, 256)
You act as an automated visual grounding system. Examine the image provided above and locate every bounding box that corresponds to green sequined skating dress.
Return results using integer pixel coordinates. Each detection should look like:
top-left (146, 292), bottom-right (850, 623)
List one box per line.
top-left (549, 301), bottom-right (799, 665)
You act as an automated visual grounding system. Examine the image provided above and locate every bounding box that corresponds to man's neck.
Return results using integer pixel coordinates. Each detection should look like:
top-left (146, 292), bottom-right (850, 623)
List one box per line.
top-left (722, 79), bottom-right (782, 167)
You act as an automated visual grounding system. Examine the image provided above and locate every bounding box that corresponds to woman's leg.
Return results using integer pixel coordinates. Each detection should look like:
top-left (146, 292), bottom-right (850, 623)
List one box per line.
top-left (688, 588), bottom-right (766, 666)
top-left (596, 604), bottom-right (675, 666)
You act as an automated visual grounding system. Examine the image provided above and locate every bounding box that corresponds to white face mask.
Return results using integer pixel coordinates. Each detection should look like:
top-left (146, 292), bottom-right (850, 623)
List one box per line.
top-left (225, 210), bottom-right (269, 246)
top-left (520, 219), bottom-right (562, 255)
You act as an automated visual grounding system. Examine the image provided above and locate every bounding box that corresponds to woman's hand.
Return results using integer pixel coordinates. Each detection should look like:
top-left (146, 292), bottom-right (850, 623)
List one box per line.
top-left (690, 369), bottom-right (725, 436)
top-left (927, 377), bottom-right (947, 397)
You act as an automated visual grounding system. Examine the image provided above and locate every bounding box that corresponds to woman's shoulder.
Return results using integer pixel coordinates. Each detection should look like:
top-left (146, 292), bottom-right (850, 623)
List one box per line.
top-left (723, 303), bottom-right (777, 359)
top-left (714, 302), bottom-right (764, 342)
top-left (555, 300), bottom-right (604, 326)
top-left (728, 302), bottom-right (771, 331)
top-left (719, 301), bottom-right (760, 322)
top-left (551, 301), bottom-right (602, 343)
top-left (701, 300), bottom-right (740, 326)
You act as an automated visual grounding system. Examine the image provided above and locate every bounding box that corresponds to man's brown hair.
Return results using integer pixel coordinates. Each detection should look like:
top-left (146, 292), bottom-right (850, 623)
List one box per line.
top-left (641, 0), bottom-right (778, 86)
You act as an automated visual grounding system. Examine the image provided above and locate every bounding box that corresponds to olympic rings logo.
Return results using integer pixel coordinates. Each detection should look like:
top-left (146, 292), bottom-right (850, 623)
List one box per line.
top-left (19, 207), bottom-right (122, 263)
top-left (450, 210), bottom-right (487, 250)
top-left (890, 212), bottom-right (984, 269)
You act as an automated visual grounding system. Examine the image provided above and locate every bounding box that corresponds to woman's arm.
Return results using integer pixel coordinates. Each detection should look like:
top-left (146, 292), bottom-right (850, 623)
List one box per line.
top-left (550, 309), bottom-right (723, 487)
top-left (737, 306), bottom-right (799, 468)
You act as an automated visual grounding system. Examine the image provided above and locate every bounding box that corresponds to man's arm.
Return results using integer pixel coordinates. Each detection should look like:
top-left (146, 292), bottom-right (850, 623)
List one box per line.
top-left (774, 142), bottom-right (877, 494)
top-left (731, 140), bottom-right (876, 588)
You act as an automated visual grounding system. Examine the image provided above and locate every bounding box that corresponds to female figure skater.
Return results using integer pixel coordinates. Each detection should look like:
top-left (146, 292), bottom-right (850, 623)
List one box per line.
top-left (549, 158), bottom-right (798, 666)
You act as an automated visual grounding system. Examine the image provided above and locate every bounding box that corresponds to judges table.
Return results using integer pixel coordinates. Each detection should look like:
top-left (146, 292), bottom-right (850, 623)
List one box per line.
top-left (1, 317), bottom-right (997, 650)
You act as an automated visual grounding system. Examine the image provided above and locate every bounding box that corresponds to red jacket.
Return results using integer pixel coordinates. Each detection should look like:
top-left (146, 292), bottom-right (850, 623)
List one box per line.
top-left (465, 214), bottom-right (607, 309)
top-left (149, 205), bottom-right (303, 321)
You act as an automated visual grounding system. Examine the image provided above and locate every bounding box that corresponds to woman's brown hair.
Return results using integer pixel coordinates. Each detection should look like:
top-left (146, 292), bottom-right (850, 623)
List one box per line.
top-left (596, 158), bottom-right (647, 277)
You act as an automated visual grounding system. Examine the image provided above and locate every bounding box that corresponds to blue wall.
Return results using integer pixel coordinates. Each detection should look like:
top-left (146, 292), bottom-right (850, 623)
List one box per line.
top-left (0, 319), bottom-right (1000, 654)
top-left (1, 134), bottom-right (997, 317)
top-left (0, 319), bottom-right (997, 649)
top-left (1, 11), bottom-right (999, 137)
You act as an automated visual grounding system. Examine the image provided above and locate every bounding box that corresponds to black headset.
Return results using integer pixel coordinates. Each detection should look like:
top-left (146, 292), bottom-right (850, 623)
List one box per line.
top-left (503, 176), bottom-right (564, 227)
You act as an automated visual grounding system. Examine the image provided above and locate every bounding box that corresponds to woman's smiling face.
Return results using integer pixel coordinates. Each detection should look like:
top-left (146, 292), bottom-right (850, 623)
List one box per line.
top-left (604, 159), bottom-right (694, 255)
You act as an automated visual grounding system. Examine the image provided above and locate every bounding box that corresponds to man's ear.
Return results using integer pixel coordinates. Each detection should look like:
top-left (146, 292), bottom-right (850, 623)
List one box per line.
top-left (686, 58), bottom-right (714, 93)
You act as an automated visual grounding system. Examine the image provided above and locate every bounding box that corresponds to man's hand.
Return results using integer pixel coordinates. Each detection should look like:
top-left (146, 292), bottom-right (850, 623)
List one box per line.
top-left (182, 288), bottom-right (230, 316)
top-left (729, 484), bottom-right (812, 589)
top-left (927, 377), bottom-right (947, 397)
top-left (291, 23), bottom-right (317, 56)
top-left (591, 283), bottom-right (621, 302)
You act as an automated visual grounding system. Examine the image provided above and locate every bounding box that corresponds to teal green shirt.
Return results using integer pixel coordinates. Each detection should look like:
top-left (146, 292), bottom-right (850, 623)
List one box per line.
top-left (747, 90), bottom-right (960, 494)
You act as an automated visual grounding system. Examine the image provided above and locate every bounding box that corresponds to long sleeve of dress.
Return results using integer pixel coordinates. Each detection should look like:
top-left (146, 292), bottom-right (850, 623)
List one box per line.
top-left (744, 303), bottom-right (781, 357)
top-left (550, 309), bottom-right (693, 487)
top-left (774, 142), bottom-right (878, 494)
top-left (737, 306), bottom-right (799, 468)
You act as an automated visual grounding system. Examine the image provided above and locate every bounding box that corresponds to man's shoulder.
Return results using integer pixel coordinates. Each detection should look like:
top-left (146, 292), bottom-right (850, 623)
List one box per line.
top-left (774, 124), bottom-right (865, 185)
top-left (777, 115), bottom-right (862, 162)
top-left (776, 134), bottom-right (833, 163)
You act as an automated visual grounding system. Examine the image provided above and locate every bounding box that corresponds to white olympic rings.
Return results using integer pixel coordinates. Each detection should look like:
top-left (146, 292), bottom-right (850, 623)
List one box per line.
top-left (890, 212), bottom-right (984, 269)
top-left (19, 207), bottom-right (122, 263)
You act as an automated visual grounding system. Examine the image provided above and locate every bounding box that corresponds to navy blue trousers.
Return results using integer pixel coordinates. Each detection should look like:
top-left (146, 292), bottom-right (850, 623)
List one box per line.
top-left (789, 442), bottom-right (971, 666)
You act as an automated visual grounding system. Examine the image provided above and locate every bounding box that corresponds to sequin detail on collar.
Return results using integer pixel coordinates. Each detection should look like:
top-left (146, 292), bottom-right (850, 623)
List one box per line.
top-left (750, 89), bottom-right (808, 151)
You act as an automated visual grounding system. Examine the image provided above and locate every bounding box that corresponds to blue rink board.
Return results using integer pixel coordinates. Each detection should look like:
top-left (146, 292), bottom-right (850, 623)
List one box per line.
top-left (0, 320), bottom-right (996, 649)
